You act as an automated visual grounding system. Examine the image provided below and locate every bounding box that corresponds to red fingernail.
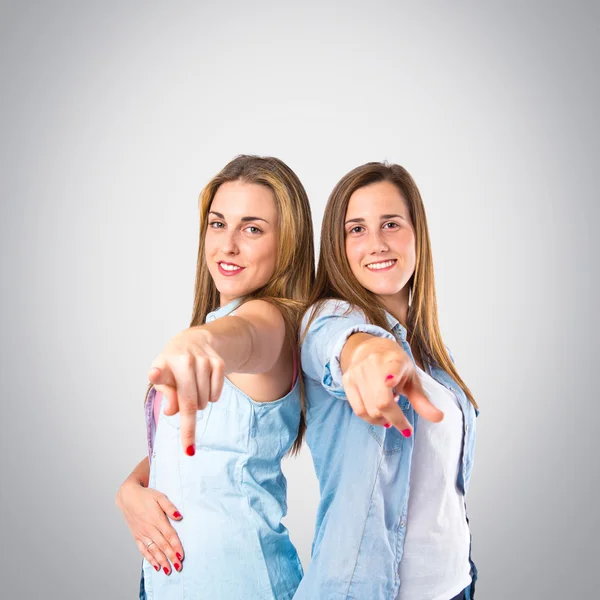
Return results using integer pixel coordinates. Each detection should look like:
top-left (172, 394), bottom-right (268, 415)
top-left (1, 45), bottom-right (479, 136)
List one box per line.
top-left (386, 374), bottom-right (394, 381)
top-left (185, 445), bottom-right (195, 456)
top-left (402, 429), bottom-right (412, 438)
top-left (163, 567), bottom-right (170, 575)
top-left (154, 564), bottom-right (160, 571)
top-left (174, 562), bottom-right (181, 571)
top-left (384, 423), bottom-right (391, 428)
top-left (173, 511), bottom-right (182, 519)
top-left (176, 553), bottom-right (183, 561)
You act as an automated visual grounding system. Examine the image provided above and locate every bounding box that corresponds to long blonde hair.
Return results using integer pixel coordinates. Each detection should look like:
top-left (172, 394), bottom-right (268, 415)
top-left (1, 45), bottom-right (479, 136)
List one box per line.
top-left (304, 162), bottom-right (477, 410)
top-left (146, 155), bottom-right (315, 452)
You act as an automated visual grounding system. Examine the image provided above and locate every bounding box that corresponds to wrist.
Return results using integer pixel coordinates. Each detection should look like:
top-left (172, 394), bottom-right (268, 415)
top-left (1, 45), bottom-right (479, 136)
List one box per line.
top-left (174, 325), bottom-right (215, 353)
top-left (123, 473), bottom-right (145, 495)
top-left (352, 336), bottom-right (396, 364)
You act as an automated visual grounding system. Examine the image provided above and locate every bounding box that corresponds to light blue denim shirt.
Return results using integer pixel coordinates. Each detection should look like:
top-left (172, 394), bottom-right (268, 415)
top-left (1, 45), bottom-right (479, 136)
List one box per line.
top-left (294, 299), bottom-right (478, 600)
top-left (141, 298), bottom-right (304, 600)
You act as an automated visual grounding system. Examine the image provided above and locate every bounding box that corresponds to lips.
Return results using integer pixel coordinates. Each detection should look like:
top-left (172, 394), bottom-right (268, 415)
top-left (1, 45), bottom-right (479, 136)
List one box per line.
top-left (217, 261), bottom-right (245, 276)
top-left (365, 259), bottom-right (397, 271)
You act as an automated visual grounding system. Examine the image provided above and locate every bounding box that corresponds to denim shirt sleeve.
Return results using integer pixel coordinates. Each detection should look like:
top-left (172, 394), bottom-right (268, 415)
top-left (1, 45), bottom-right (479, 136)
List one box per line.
top-left (300, 299), bottom-right (397, 399)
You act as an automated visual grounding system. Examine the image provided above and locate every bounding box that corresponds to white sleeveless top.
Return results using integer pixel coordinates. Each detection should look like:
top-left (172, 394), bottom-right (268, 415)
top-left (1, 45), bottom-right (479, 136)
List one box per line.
top-left (397, 366), bottom-right (472, 600)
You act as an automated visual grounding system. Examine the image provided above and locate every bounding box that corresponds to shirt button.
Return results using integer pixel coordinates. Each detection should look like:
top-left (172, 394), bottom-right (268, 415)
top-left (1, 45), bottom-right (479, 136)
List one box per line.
top-left (400, 520), bottom-right (405, 527)
top-left (466, 424), bottom-right (469, 431)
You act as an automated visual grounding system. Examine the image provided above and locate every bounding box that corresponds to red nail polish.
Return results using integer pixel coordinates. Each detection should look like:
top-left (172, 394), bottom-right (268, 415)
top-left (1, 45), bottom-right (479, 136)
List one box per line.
top-left (176, 552), bottom-right (183, 561)
top-left (173, 511), bottom-right (182, 519)
top-left (163, 567), bottom-right (170, 575)
top-left (174, 563), bottom-right (181, 571)
top-left (384, 423), bottom-right (391, 428)
top-left (401, 429), bottom-right (412, 438)
top-left (185, 445), bottom-right (195, 456)
top-left (154, 565), bottom-right (160, 571)
top-left (386, 374), bottom-right (394, 381)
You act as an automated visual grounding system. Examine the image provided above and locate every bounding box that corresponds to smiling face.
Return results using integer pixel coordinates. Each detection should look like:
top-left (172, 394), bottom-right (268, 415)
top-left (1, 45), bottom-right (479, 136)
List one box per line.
top-left (205, 180), bottom-right (279, 306)
top-left (344, 180), bottom-right (416, 318)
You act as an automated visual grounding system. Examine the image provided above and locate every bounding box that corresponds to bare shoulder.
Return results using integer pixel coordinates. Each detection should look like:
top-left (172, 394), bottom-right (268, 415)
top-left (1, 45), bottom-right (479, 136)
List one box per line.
top-left (233, 299), bottom-right (285, 327)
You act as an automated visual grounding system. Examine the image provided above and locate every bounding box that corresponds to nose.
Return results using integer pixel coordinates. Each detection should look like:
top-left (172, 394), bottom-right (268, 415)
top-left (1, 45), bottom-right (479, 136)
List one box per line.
top-left (221, 228), bottom-right (240, 255)
top-left (367, 228), bottom-right (389, 254)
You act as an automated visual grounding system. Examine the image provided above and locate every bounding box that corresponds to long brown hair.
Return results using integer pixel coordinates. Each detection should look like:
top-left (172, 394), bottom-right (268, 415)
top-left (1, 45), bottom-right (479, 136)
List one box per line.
top-left (304, 162), bottom-right (477, 410)
top-left (146, 155), bottom-right (315, 452)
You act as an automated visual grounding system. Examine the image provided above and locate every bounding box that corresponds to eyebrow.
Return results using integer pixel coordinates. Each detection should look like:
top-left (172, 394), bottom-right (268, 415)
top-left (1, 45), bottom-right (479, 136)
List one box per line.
top-left (209, 211), bottom-right (269, 224)
top-left (344, 214), bottom-right (406, 225)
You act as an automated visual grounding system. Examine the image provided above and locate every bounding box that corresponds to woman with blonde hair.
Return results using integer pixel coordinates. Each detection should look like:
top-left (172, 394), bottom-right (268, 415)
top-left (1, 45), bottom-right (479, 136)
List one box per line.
top-left (296, 162), bottom-right (479, 600)
top-left (116, 155), bottom-right (314, 600)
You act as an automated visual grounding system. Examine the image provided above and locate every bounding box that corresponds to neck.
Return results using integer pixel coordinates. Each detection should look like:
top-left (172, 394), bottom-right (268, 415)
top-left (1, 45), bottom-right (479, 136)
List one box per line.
top-left (218, 294), bottom-right (240, 308)
top-left (377, 287), bottom-right (410, 327)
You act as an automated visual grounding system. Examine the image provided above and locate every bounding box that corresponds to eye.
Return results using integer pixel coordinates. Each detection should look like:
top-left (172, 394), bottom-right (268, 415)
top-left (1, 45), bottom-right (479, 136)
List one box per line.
top-left (244, 225), bottom-right (262, 234)
top-left (383, 221), bottom-right (399, 230)
top-left (348, 225), bottom-right (364, 234)
top-left (209, 220), bottom-right (225, 229)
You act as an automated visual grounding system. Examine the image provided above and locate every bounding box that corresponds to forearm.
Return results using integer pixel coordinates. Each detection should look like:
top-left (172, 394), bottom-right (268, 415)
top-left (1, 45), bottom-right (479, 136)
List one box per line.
top-left (125, 456), bottom-right (150, 488)
top-left (181, 302), bottom-right (286, 374)
top-left (116, 456), bottom-right (149, 509)
top-left (191, 316), bottom-right (255, 373)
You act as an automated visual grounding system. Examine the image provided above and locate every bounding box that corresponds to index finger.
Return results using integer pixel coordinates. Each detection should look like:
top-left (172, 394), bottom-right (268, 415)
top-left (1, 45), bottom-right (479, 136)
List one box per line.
top-left (377, 396), bottom-right (414, 436)
top-left (169, 359), bottom-right (200, 455)
top-left (389, 371), bottom-right (444, 423)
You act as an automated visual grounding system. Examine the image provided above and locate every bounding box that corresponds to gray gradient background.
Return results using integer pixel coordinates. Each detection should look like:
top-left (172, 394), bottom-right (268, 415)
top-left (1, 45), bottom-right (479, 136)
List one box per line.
top-left (0, 1), bottom-right (598, 598)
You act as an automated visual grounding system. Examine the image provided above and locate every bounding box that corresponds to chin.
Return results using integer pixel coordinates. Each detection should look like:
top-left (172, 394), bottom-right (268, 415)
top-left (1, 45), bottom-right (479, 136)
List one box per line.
top-left (216, 281), bottom-right (245, 297)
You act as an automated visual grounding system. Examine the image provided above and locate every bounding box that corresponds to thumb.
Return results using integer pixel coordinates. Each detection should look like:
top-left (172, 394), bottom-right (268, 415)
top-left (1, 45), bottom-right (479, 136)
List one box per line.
top-left (156, 493), bottom-right (183, 521)
top-left (154, 384), bottom-right (179, 416)
top-left (148, 365), bottom-right (177, 387)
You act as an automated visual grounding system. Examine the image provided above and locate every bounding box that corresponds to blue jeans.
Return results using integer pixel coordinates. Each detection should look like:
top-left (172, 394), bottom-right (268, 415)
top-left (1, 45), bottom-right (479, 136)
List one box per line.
top-left (452, 578), bottom-right (476, 600)
top-left (139, 566), bottom-right (476, 599)
top-left (138, 566), bottom-right (145, 600)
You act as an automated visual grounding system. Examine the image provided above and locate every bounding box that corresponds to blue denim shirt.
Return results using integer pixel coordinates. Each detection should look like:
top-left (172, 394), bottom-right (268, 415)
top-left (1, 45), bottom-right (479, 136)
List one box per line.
top-left (294, 300), bottom-right (478, 600)
top-left (140, 298), bottom-right (304, 600)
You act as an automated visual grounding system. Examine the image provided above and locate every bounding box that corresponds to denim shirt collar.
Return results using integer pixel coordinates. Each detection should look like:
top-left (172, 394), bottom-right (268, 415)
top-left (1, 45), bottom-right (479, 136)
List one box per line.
top-left (384, 310), bottom-right (408, 343)
top-left (206, 297), bottom-right (244, 323)
top-left (384, 309), bottom-right (436, 374)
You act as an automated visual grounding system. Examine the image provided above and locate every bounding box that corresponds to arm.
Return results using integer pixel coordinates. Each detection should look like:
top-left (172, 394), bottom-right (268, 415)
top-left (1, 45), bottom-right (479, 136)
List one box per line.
top-left (122, 455), bottom-right (150, 488)
top-left (301, 300), bottom-right (443, 434)
top-left (184, 300), bottom-right (286, 375)
top-left (148, 300), bottom-right (286, 452)
top-left (116, 457), bottom-right (185, 575)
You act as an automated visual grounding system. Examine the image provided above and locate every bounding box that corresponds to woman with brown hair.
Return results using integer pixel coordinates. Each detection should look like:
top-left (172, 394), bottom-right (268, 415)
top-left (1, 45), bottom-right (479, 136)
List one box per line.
top-left (116, 155), bottom-right (314, 600)
top-left (296, 162), bottom-right (479, 600)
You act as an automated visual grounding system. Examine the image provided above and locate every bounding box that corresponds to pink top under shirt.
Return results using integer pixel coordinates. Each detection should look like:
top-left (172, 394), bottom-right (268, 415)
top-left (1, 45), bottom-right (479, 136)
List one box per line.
top-left (152, 353), bottom-right (299, 427)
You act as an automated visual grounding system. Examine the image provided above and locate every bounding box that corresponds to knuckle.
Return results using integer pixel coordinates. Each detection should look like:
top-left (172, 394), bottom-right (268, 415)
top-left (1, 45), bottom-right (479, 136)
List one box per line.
top-left (354, 406), bottom-right (366, 418)
top-left (375, 398), bottom-right (390, 411)
top-left (196, 355), bottom-right (210, 368)
top-left (180, 401), bottom-right (196, 415)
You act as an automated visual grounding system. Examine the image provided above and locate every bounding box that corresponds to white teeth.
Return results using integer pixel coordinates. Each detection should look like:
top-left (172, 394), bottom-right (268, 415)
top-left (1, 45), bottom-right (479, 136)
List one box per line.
top-left (366, 260), bottom-right (395, 270)
top-left (220, 263), bottom-right (242, 271)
